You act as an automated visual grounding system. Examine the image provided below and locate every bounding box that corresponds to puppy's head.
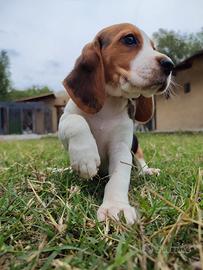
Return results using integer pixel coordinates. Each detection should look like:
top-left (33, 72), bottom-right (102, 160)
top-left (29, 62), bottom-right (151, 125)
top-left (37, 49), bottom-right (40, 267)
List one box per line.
top-left (63, 23), bottom-right (174, 117)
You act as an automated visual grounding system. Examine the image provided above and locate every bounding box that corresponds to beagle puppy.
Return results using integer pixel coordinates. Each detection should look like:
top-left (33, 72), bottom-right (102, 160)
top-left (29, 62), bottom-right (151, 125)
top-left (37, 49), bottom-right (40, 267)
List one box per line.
top-left (58, 23), bottom-right (174, 224)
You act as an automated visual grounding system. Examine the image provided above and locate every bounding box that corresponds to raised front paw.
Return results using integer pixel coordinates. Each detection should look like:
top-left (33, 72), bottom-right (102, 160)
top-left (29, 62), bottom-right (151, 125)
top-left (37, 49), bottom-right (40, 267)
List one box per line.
top-left (97, 201), bottom-right (138, 225)
top-left (69, 142), bottom-right (101, 179)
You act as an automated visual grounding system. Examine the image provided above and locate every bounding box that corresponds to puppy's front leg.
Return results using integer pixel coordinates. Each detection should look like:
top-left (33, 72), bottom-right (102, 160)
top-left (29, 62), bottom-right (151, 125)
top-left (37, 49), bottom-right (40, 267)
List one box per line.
top-left (58, 113), bottom-right (100, 178)
top-left (97, 142), bottom-right (137, 224)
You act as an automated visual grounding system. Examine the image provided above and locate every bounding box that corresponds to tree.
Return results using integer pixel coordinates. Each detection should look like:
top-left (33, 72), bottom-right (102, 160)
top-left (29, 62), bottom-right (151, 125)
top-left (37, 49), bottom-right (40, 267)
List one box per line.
top-left (8, 85), bottom-right (53, 100)
top-left (0, 50), bottom-right (11, 100)
top-left (152, 28), bottom-right (203, 64)
top-left (0, 50), bottom-right (53, 101)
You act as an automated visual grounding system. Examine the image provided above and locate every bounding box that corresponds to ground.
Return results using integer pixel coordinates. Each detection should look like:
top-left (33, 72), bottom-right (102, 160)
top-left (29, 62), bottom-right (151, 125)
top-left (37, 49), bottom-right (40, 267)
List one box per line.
top-left (0, 133), bottom-right (202, 270)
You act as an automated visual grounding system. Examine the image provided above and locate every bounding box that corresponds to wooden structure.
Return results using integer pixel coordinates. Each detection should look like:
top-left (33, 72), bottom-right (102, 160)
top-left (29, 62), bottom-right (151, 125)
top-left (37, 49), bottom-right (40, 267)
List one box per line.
top-left (0, 102), bottom-right (52, 134)
top-left (0, 92), bottom-right (69, 135)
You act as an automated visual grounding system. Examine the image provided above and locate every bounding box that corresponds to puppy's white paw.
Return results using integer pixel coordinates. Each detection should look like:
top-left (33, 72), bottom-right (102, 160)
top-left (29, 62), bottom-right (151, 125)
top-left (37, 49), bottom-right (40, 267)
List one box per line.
top-left (97, 201), bottom-right (138, 224)
top-left (142, 167), bottom-right (160, 176)
top-left (69, 140), bottom-right (100, 179)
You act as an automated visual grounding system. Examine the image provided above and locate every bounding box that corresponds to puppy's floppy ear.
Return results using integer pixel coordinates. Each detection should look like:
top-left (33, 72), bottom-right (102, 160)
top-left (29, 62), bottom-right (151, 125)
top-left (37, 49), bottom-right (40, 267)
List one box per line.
top-left (63, 39), bottom-right (105, 114)
top-left (134, 96), bottom-right (154, 124)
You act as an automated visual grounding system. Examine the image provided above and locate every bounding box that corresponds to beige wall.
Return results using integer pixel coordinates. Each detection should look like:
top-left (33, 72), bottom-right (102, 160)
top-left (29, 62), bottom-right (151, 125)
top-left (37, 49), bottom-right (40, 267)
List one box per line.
top-left (35, 109), bottom-right (44, 134)
top-left (52, 96), bottom-right (69, 132)
top-left (156, 57), bottom-right (203, 131)
top-left (53, 95), bottom-right (69, 132)
top-left (39, 95), bottom-right (69, 133)
top-left (52, 107), bottom-right (58, 132)
top-left (54, 96), bottom-right (69, 106)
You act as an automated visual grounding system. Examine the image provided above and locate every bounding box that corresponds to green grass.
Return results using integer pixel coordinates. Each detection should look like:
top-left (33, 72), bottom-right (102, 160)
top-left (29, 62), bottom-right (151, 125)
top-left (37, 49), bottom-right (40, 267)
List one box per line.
top-left (0, 133), bottom-right (202, 270)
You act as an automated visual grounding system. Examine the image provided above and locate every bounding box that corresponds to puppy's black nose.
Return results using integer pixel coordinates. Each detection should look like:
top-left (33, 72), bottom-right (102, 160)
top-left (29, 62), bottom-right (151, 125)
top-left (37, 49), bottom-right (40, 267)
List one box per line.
top-left (160, 58), bottom-right (174, 75)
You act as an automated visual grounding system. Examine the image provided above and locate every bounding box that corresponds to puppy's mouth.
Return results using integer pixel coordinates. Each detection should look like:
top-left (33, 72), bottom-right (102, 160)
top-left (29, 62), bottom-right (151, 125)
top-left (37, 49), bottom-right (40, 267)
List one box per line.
top-left (149, 80), bottom-right (168, 93)
top-left (120, 76), bottom-right (168, 97)
top-left (117, 67), bottom-right (169, 97)
top-left (157, 82), bottom-right (167, 93)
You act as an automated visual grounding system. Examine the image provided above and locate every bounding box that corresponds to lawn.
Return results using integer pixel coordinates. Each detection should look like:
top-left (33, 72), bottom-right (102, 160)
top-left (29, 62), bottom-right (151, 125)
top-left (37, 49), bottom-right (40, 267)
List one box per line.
top-left (0, 133), bottom-right (202, 270)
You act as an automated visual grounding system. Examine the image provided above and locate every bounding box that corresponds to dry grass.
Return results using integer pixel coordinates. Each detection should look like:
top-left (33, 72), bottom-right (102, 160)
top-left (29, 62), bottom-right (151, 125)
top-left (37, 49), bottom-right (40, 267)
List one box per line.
top-left (0, 133), bottom-right (202, 269)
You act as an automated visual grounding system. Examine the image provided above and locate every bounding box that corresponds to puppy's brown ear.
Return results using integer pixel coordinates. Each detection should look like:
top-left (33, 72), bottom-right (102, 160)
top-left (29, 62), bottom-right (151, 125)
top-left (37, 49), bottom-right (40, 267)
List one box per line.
top-left (63, 39), bottom-right (105, 114)
top-left (134, 96), bottom-right (154, 123)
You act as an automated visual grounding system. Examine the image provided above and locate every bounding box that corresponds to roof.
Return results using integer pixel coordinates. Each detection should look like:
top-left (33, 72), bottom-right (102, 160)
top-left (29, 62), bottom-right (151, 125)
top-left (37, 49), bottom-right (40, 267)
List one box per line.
top-left (0, 101), bottom-right (46, 109)
top-left (175, 49), bottom-right (203, 71)
top-left (16, 92), bottom-right (56, 102)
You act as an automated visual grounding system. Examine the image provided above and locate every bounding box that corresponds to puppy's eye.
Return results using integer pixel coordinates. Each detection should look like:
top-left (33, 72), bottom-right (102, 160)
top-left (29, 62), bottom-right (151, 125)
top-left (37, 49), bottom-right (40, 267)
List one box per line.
top-left (122, 34), bottom-right (138, 46)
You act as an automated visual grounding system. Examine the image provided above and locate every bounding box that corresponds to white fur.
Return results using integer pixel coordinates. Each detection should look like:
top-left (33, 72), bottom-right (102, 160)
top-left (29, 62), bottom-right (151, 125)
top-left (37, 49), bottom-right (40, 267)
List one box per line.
top-left (59, 113), bottom-right (100, 178)
top-left (135, 158), bottom-right (160, 176)
top-left (59, 96), bottom-right (138, 224)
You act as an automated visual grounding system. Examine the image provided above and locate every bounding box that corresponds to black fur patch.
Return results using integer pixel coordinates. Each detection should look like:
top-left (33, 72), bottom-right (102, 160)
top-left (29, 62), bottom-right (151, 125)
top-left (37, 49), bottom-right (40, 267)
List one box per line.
top-left (131, 134), bottom-right (138, 154)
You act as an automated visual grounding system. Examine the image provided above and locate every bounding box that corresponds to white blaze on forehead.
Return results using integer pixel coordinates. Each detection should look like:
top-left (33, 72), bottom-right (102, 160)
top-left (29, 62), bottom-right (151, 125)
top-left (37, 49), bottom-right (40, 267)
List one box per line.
top-left (130, 30), bottom-right (159, 84)
top-left (118, 30), bottom-right (156, 98)
top-left (140, 30), bottom-right (154, 51)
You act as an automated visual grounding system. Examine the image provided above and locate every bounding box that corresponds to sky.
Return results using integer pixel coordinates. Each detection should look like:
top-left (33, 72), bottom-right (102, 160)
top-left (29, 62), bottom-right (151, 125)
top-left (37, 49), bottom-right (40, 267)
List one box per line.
top-left (0, 0), bottom-right (203, 92)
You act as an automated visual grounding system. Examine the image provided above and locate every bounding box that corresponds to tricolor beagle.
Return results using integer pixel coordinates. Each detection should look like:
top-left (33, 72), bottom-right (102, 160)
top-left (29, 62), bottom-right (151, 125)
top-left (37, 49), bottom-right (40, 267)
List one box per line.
top-left (59, 23), bottom-right (174, 224)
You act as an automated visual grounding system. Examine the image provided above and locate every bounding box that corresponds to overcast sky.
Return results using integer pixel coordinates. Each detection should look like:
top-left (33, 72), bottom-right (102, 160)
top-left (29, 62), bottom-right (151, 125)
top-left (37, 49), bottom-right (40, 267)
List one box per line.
top-left (0, 0), bottom-right (203, 92)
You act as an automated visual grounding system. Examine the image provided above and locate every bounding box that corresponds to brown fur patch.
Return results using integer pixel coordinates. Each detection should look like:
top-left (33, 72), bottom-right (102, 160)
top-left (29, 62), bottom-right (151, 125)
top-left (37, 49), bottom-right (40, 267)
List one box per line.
top-left (63, 41), bottom-right (105, 114)
top-left (135, 146), bottom-right (144, 159)
top-left (134, 96), bottom-right (154, 123)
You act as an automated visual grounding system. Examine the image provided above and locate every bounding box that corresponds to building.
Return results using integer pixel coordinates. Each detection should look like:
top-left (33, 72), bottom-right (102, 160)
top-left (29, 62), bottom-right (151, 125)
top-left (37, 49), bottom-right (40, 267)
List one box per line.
top-left (156, 50), bottom-right (203, 131)
top-left (1, 50), bottom-right (202, 135)
top-left (0, 92), bottom-right (69, 135)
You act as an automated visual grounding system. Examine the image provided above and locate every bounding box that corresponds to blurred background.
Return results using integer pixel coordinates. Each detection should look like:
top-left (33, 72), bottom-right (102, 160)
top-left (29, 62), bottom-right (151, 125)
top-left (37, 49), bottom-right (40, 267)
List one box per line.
top-left (0, 0), bottom-right (203, 135)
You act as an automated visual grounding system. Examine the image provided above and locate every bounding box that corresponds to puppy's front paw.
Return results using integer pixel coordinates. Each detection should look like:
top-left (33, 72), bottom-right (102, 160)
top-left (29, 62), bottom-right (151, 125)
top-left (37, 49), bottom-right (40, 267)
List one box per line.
top-left (97, 201), bottom-right (138, 225)
top-left (69, 141), bottom-right (100, 179)
top-left (142, 167), bottom-right (160, 176)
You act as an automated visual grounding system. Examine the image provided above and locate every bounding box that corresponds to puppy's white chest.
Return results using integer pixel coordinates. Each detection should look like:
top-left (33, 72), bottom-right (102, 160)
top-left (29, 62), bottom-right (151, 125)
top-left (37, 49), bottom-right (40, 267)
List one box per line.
top-left (85, 114), bottom-right (121, 156)
top-left (86, 97), bottom-right (128, 135)
top-left (84, 98), bottom-right (131, 158)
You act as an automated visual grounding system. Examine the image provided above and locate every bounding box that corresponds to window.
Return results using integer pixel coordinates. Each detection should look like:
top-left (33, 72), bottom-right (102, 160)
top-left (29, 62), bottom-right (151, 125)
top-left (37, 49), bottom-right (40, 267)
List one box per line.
top-left (184, 82), bottom-right (191, 94)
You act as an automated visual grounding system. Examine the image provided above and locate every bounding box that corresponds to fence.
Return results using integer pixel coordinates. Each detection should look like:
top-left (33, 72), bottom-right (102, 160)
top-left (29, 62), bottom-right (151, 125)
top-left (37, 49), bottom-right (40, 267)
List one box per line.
top-left (0, 102), bottom-right (53, 135)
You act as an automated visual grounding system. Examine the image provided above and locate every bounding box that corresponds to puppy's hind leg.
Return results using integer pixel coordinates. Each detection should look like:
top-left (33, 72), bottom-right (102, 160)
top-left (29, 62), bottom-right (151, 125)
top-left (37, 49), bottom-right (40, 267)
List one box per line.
top-left (132, 134), bottom-right (160, 176)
